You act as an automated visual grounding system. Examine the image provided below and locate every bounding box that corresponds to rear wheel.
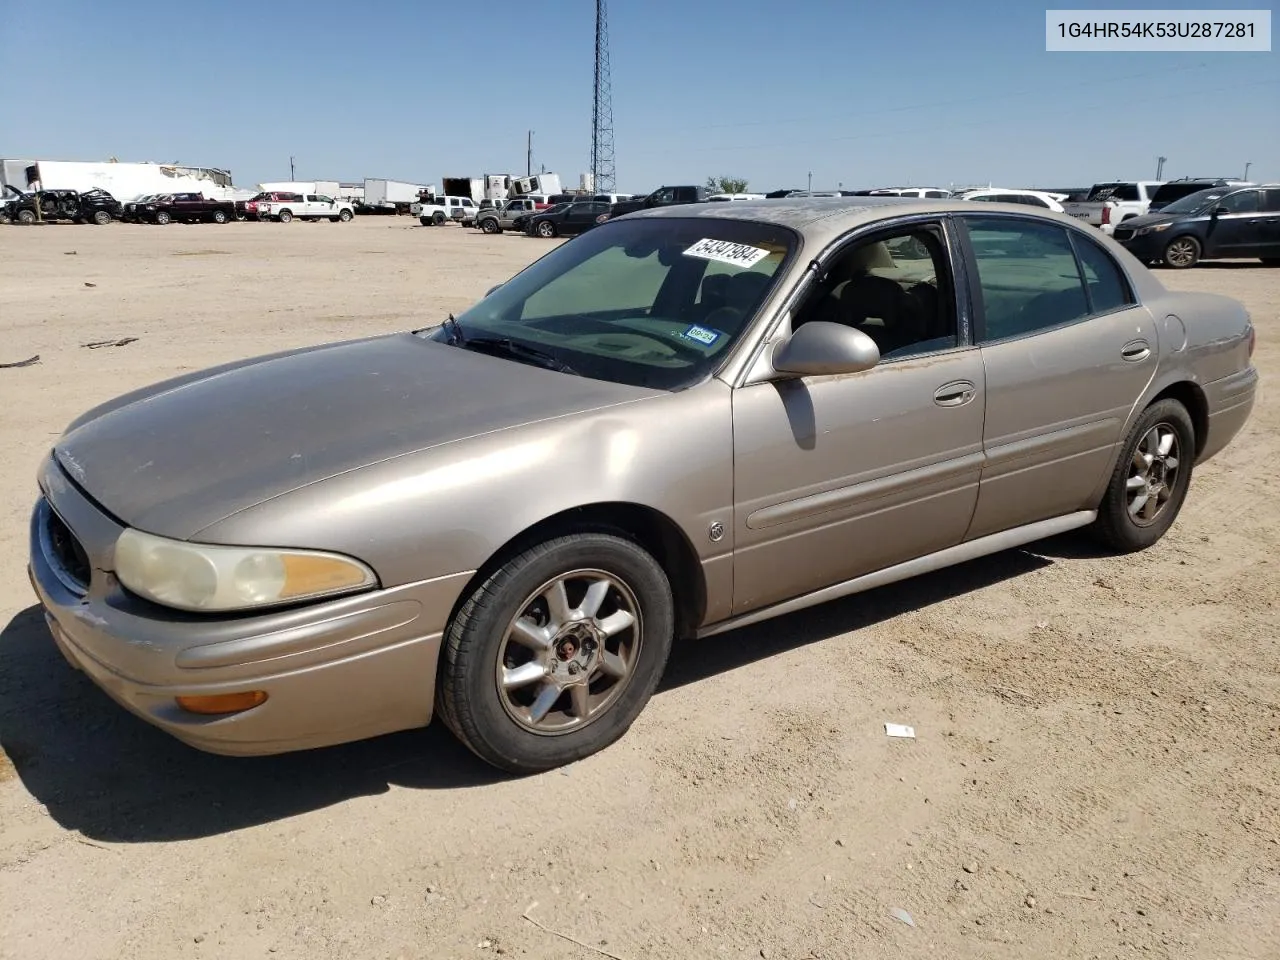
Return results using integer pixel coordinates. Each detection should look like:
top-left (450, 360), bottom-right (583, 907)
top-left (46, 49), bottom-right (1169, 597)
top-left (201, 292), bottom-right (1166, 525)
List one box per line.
top-left (277, 209), bottom-right (293, 223)
top-left (438, 532), bottom-right (674, 774)
top-left (419, 216), bottom-right (431, 226)
top-left (481, 218), bottom-right (501, 234)
top-left (433, 211), bottom-right (446, 226)
top-left (537, 220), bottom-right (557, 238)
top-left (1261, 258), bottom-right (1280, 267)
top-left (1162, 236), bottom-right (1200, 269)
top-left (17, 209), bottom-right (36, 225)
top-left (92, 210), bottom-right (112, 225)
top-left (212, 209), bottom-right (228, 224)
top-left (1091, 399), bottom-right (1195, 552)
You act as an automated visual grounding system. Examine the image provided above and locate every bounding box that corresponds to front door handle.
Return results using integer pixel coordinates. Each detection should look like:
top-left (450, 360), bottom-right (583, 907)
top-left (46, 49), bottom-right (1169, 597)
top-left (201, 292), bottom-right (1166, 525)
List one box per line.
top-left (934, 380), bottom-right (976, 407)
top-left (1122, 339), bottom-right (1151, 362)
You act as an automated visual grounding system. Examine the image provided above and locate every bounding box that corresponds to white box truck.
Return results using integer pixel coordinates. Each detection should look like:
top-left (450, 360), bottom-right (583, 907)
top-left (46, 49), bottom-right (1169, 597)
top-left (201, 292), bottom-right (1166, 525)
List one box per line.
top-left (362, 178), bottom-right (429, 214)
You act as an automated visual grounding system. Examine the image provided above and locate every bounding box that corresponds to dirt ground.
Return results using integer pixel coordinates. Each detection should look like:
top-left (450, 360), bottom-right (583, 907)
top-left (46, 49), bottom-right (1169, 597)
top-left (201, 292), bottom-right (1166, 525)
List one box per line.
top-left (0, 216), bottom-right (1276, 960)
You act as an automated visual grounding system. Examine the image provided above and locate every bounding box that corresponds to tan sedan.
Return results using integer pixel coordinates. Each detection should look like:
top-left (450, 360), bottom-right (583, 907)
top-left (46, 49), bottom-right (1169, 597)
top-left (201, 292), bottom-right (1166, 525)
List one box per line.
top-left (28, 198), bottom-right (1258, 772)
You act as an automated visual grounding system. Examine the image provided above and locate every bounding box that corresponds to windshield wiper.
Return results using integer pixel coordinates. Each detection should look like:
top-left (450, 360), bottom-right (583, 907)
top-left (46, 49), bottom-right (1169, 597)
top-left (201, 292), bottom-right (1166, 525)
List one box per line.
top-left (443, 313), bottom-right (466, 345)
top-left (460, 336), bottom-right (579, 375)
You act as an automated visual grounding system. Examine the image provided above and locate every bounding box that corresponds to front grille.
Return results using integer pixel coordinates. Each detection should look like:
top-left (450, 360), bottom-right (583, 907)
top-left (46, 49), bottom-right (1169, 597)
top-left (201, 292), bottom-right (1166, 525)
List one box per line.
top-left (45, 507), bottom-right (91, 590)
top-left (1113, 228), bottom-right (1135, 242)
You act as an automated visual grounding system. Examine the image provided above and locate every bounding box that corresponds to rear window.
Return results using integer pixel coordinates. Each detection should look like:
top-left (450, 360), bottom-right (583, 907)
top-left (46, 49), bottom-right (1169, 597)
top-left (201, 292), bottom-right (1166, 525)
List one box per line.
top-left (1150, 182), bottom-right (1215, 206)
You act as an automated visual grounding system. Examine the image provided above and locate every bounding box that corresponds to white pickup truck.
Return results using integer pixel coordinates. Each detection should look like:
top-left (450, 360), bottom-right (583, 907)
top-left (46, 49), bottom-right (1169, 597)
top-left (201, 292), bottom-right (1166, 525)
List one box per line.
top-left (1062, 181), bottom-right (1163, 235)
top-left (258, 193), bottom-right (355, 223)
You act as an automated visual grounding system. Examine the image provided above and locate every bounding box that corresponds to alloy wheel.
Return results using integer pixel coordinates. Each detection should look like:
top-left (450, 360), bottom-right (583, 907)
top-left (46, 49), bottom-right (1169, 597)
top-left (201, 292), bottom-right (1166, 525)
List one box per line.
top-left (1126, 423), bottom-right (1181, 526)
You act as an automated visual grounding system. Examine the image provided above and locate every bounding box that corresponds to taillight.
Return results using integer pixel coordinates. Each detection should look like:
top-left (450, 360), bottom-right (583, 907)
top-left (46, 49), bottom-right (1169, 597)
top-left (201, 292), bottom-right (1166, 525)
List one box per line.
top-left (1101, 206), bottom-right (1111, 225)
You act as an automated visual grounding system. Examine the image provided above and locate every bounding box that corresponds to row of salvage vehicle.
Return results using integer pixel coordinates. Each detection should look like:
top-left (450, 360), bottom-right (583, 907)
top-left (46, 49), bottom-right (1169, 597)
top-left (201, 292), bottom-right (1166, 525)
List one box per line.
top-left (0, 186), bottom-right (355, 225)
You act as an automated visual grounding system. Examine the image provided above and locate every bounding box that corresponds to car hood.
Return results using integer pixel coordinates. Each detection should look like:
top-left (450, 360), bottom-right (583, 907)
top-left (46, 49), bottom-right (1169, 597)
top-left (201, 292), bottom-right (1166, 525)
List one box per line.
top-left (1118, 212), bottom-right (1183, 231)
top-left (52, 333), bottom-right (659, 539)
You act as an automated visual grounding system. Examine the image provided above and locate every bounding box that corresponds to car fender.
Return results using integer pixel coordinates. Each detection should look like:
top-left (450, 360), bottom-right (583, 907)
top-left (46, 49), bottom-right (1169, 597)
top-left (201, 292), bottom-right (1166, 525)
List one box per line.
top-left (195, 382), bottom-right (737, 625)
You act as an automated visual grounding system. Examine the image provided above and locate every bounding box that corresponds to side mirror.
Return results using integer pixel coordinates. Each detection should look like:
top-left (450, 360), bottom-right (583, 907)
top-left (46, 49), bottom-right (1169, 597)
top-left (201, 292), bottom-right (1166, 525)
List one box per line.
top-left (1212, 205), bottom-right (1228, 217)
top-left (772, 321), bottom-right (880, 377)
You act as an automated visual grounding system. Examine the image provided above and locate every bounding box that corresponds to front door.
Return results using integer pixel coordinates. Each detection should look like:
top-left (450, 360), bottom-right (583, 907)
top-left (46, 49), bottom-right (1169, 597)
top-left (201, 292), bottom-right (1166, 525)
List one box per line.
top-left (1204, 188), bottom-right (1265, 257)
top-left (731, 219), bottom-right (987, 614)
top-left (958, 214), bottom-right (1158, 538)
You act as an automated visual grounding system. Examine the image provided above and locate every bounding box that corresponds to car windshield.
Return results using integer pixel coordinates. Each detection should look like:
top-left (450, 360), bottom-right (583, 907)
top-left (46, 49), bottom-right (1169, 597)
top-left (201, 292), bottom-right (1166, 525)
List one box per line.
top-left (1157, 188), bottom-right (1228, 215)
top-left (422, 217), bottom-right (798, 391)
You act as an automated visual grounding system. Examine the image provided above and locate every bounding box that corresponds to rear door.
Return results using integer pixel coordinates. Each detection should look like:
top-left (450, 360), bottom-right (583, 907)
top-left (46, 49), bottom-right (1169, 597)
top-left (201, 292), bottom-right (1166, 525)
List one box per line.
top-left (958, 214), bottom-right (1157, 538)
top-left (1261, 188), bottom-right (1280, 257)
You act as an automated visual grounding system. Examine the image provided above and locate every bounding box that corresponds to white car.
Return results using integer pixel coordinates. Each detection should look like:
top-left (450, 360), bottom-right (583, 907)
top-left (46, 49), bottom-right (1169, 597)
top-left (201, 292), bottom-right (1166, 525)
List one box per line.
top-left (258, 194), bottom-right (355, 223)
top-left (707, 193), bottom-right (768, 202)
top-left (863, 187), bottom-right (952, 199)
top-left (412, 195), bottom-right (479, 225)
top-left (955, 188), bottom-right (1067, 213)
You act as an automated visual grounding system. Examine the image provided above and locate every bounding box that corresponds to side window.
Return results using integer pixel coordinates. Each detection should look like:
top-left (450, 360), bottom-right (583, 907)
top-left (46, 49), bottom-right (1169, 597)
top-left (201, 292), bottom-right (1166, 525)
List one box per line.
top-left (1070, 233), bottom-right (1134, 315)
top-left (652, 188), bottom-right (675, 203)
top-left (1219, 190), bottom-right (1260, 213)
top-left (925, 190), bottom-right (949, 198)
top-left (1113, 183), bottom-right (1139, 202)
top-left (1263, 189), bottom-right (1280, 213)
top-left (792, 224), bottom-right (957, 360)
top-left (965, 217), bottom-right (1089, 342)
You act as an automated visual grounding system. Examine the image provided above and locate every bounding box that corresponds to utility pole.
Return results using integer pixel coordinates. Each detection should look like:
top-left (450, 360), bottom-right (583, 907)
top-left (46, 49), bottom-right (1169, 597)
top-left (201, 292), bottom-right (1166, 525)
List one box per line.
top-left (1243, 161), bottom-right (1252, 180)
top-left (807, 171), bottom-right (812, 192)
top-left (527, 131), bottom-right (533, 176)
top-left (289, 156), bottom-right (296, 180)
top-left (1155, 156), bottom-right (1166, 179)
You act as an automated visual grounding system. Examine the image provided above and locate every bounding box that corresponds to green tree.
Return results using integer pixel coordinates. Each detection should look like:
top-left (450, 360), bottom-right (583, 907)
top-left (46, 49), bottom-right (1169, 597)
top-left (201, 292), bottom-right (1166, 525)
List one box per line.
top-left (705, 176), bottom-right (750, 194)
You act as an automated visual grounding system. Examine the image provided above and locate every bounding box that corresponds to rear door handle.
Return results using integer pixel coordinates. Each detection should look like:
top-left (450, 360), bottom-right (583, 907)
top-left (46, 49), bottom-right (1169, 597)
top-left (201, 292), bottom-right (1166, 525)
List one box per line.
top-left (1122, 340), bottom-right (1151, 362)
top-left (934, 380), bottom-right (977, 407)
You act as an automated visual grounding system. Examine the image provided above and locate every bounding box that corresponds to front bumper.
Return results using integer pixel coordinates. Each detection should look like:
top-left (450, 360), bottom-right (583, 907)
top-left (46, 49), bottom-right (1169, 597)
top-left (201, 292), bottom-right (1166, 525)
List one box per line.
top-left (27, 463), bottom-right (473, 757)
top-left (1115, 230), bottom-right (1171, 261)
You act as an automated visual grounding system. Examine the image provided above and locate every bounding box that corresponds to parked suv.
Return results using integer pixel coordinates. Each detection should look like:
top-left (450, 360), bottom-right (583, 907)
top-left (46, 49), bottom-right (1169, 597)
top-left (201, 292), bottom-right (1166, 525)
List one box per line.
top-left (1113, 183), bottom-right (1280, 268)
top-left (1, 186), bottom-right (122, 225)
top-left (138, 193), bottom-right (237, 224)
top-left (475, 198), bottom-right (542, 234)
top-left (412, 195), bottom-right (478, 225)
top-left (604, 185), bottom-right (709, 220)
top-left (1146, 178), bottom-right (1253, 213)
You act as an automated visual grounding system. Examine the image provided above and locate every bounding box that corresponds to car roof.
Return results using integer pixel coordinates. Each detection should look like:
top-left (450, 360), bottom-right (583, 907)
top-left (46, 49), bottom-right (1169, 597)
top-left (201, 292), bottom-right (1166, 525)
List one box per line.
top-left (626, 195), bottom-right (1088, 248)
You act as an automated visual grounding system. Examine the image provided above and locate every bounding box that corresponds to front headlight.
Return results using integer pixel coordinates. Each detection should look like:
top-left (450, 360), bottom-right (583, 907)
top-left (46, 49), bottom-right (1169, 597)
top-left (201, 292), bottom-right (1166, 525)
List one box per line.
top-left (114, 528), bottom-right (377, 613)
top-left (1137, 223), bottom-right (1173, 236)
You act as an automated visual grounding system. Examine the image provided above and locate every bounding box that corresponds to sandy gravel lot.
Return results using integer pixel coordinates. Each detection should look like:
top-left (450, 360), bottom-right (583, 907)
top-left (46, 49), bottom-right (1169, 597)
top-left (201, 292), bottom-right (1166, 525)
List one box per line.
top-left (1, 216), bottom-right (1276, 960)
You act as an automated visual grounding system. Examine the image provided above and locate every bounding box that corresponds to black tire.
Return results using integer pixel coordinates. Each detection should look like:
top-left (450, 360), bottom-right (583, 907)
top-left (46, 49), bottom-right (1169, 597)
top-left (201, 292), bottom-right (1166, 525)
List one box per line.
top-left (1261, 258), bottom-right (1280, 267)
top-left (419, 216), bottom-right (431, 226)
top-left (1091, 399), bottom-right (1195, 553)
top-left (433, 211), bottom-right (446, 226)
top-left (155, 210), bottom-right (171, 225)
top-left (438, 532), bottom-right (675, 774)
top-left (481, 218), bottom-right (501, 234)
top-left (537, 220), bottom-right (557, 238)
top-left (212, 209), bottom-right (228, 224)
top-left (16, 209), bottom-right (36, 225)
top-left (1162, 236), bottom-right (1200, 269)
top-left (277, 209), bottom-right (293, 223)
top-left (92, 210), bottom-right (112, 225)
top-left (338, 209), bottom-right (353, 222)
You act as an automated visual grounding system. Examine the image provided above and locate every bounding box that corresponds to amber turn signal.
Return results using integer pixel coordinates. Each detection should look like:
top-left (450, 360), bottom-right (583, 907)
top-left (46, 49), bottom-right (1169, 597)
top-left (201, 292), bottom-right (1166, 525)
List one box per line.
top-left (176, 691), bottom-right (269, 715)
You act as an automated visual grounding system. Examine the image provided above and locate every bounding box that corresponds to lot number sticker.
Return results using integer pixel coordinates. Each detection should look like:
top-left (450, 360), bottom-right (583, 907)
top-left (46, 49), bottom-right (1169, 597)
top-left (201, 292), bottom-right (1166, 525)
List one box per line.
top-left (683, 238), bottom-right (771, 269)
top-left (680, 324), bottom-right (722, 346)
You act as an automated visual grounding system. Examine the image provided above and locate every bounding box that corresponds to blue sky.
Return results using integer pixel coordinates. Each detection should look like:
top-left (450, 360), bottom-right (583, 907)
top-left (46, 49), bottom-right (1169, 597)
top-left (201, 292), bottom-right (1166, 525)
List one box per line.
top-left (4, 0), bottom-right (1276, 193)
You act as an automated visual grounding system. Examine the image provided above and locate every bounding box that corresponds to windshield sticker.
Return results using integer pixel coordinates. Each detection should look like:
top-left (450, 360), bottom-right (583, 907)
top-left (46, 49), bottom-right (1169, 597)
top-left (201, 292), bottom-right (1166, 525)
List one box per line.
top-left (680, 324), bottom-right (722, 347)
top-left (683, 238), bottom-right (772, 268)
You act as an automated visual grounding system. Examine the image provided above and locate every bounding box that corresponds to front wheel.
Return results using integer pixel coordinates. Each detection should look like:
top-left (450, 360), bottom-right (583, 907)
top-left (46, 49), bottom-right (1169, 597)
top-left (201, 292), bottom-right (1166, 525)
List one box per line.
top-left (338, 209), bottom-right (352, 222)
top-left (16, 209), bottom-right (36, 224)
top-left (155, 210), bottom-right (171, 225)
top-left (481, 218), bottom-right (501, 234)
top-left (438, 533), bottom-right (674, 774)
top-left (433, 211), bottom-right (446, 226)
top-left (537, 220), bottom-right (557, 238)
top-left (1162, 236), bottom-right (1200, 269)
top-left (1261, 258), bottom-right (1280, 267)
top-left (1091, 399), bottom-right (1195, 552)
top-left (93, 210), bottom-right (113, 225)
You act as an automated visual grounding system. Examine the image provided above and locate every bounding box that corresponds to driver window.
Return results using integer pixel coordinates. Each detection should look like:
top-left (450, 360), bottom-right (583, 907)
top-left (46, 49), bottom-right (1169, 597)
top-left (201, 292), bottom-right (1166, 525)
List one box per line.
top-left (793, 226), bottom-right (957, 360)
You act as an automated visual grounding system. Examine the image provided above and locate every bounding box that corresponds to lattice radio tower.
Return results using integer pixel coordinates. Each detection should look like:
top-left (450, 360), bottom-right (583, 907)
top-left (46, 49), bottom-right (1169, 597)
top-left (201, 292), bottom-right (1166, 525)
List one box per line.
top-left (591, 0), bottom-right (616, 193)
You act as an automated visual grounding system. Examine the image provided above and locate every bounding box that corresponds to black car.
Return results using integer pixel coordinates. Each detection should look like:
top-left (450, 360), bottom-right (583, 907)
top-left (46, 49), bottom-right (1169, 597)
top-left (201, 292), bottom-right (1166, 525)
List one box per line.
top-left (1146, 177), bottom-right (1253, 213)
top-left (1, 186), bottom-right (122, 225)
top-left (524, 201), bottom-right (612, 238)
top-left (1113, 183), bottom-right (1280, 269)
